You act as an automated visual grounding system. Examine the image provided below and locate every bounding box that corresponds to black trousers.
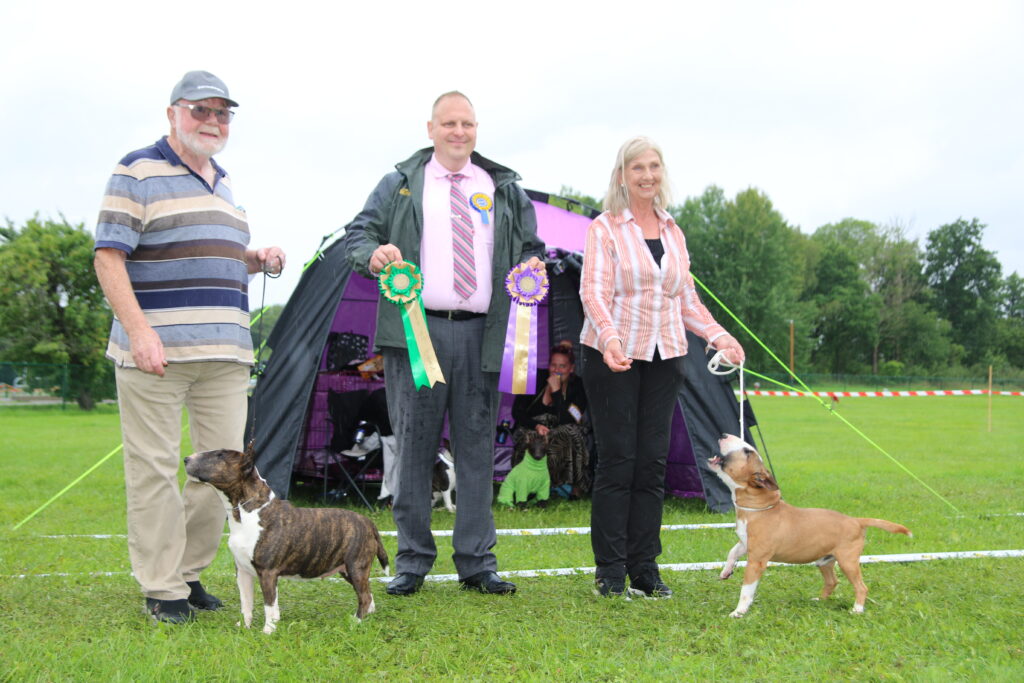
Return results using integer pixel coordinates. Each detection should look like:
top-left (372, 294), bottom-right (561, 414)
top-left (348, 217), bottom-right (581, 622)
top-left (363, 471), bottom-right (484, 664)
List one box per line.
top-left (581, 345), bottom-right (686, 580)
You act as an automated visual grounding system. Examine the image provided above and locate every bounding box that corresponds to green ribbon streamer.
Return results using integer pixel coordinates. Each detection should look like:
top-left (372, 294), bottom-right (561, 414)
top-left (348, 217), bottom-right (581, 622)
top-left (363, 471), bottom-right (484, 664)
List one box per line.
top-left (402, 299), bottom-right (430, 389)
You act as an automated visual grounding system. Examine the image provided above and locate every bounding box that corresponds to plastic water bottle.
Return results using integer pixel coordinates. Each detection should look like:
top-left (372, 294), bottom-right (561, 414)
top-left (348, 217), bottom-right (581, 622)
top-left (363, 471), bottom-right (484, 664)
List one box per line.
top-left (353, 421), bottom-right (368, 444)
top-left (496, 419), bottom-right (511, 444)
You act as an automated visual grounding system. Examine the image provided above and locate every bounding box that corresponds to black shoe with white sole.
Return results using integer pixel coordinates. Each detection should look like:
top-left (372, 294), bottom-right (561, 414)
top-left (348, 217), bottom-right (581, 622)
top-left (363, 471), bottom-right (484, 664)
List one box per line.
top-left (594, 576), bottom-right (628, 598)
top-left (145, 598), bottom-right (196, 624)
top-left (628, 571), bottom-right (673, 599)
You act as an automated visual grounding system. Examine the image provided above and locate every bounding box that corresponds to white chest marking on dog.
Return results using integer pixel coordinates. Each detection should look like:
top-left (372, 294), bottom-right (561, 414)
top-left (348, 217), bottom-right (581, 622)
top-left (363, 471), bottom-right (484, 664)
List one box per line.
top-left (735, 519), bottom-right (748, 546)
top-left (227, 492), bottom-right (275, 576)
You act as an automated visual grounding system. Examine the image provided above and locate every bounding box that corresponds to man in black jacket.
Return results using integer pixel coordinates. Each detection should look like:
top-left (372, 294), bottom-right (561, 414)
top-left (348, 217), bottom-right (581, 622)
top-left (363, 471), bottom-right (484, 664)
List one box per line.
top-left (346, 92), bottom-right (544, 596)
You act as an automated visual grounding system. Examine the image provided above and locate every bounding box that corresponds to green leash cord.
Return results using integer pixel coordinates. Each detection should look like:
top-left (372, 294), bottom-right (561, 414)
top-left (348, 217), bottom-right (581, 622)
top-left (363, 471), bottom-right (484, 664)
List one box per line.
top-left (691, 273), bottom-right (961, 515)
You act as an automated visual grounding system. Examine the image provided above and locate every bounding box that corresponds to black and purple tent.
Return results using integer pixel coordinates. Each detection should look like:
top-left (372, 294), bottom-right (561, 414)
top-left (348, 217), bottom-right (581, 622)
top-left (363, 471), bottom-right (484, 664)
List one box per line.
top-left (246, 191), bottom-right (749, 512)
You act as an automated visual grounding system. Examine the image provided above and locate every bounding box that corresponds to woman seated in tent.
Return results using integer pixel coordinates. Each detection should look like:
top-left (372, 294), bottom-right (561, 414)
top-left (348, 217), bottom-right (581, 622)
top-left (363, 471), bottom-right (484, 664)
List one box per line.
top-left (511, 342), bottom-right (591, 499)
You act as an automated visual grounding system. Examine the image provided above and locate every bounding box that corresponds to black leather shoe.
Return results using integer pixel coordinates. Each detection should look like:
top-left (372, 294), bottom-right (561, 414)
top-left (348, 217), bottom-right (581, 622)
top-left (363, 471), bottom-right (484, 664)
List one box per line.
top-left (186, 581), bottom-right (223, 611)
top-left (145, 598), bottom-right (195, 624)
top-left (386, 573), bottom-right (424, 596)
top-left (460, 570), bottom-right (517, 595)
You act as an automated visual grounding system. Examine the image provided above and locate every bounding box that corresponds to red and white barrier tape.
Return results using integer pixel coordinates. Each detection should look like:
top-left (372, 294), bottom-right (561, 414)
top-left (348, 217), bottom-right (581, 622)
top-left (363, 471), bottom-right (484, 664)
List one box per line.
top-left (738, 389), bottom-right (1023, 398)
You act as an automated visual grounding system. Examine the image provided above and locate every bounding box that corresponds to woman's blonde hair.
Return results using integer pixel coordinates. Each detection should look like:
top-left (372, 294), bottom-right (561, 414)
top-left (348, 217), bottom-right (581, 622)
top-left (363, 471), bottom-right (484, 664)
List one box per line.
top-left (602, 136), bottom-right (673, 216)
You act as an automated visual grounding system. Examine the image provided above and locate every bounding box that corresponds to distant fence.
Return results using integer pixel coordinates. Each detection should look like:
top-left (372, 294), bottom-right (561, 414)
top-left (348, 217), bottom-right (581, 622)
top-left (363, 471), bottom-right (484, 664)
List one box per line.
top-left (0, 362), bottom-right (116, 408)
top-left (1, 362), bottom-right (1020, 407)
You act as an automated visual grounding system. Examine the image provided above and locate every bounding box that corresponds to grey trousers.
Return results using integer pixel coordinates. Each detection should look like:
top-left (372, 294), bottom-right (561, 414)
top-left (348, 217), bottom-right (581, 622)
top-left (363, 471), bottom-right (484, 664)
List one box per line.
top-left (382, 315), bottom-right (500, 579)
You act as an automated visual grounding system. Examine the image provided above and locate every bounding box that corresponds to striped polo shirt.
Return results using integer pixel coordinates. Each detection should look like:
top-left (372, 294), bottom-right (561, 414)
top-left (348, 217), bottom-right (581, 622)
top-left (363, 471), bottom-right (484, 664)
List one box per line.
top-left (94, 137), bottom-right (254, 367)
top-left (579, 208), bottom-right (727, 361)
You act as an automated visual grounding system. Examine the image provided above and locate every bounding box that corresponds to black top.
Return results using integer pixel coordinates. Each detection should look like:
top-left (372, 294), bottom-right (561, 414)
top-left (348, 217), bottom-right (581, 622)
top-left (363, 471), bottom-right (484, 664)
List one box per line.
top-left (645, 238), bottom-right (664, 266)
top-left (511, 371), bottom-right (588, 430)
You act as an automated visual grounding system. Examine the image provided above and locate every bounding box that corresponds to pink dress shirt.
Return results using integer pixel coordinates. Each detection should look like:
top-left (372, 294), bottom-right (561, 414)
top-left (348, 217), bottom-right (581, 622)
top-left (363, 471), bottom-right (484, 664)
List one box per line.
top-left (420, 154), bottom-right (496, 313)
top-left (579, 208), bottom-right (727, 361)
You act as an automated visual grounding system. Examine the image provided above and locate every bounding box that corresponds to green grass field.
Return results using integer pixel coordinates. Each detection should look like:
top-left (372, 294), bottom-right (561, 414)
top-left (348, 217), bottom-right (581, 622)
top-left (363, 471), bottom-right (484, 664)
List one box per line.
top-left (1, 397), bottom-right (1022, 681)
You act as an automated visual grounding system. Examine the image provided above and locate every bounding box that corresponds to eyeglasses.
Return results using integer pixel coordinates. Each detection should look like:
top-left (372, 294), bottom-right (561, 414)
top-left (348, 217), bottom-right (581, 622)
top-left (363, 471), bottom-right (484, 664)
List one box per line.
top-left (175, 102), bottom-right (235, 124)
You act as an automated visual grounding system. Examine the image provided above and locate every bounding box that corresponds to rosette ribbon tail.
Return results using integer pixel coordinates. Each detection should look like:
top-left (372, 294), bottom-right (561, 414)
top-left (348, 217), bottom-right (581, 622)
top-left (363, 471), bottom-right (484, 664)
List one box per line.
top-left (498, 263), bottom-right (548, 395)
top-left (402, 299), bottom-right (446, 389)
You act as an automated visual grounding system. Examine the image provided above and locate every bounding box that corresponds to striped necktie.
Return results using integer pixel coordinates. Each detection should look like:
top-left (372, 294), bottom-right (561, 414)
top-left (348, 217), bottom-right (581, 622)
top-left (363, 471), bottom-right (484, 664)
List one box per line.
top-left (448, 173), bottom-right (477, 299)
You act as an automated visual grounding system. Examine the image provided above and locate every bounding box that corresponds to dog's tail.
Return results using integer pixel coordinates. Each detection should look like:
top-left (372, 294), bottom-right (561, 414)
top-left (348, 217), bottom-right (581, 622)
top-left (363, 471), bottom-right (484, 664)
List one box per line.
top-left (858, 518), bottom-right (912, 537)
top-left (373, 526), bottom-right (391, 576)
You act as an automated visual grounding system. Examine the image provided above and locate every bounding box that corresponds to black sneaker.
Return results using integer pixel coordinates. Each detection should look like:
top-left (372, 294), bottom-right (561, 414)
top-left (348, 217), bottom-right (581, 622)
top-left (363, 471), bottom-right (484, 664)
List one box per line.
top-left (593, 576), bottom-right (628, 598)
top-left (187, 581), bottom-right (223, 611)
top-left (628, 571), bottom-right (673, 599)
top-left (145, 598), bottom-right (196, 624)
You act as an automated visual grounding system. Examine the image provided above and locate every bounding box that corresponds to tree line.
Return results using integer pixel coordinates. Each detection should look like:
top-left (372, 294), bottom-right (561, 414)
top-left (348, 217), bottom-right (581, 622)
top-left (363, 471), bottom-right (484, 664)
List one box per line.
top-left (563, 185), bottom-right (1023, 379)
top-left (2, 187), bottom-right (1022, 408)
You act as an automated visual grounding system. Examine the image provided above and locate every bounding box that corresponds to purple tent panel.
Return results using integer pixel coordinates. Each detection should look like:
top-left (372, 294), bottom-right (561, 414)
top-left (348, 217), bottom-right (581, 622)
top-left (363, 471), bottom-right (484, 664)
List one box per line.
top-left (280, 191), bottom-right (715, 502)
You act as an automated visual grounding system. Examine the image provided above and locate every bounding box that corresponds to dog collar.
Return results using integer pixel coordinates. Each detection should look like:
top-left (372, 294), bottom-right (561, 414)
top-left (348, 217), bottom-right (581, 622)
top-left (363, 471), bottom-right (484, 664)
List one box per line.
top-left (237, 492), bottom-right (275, 513)
top-left (735, 502), bottom-right (777, 512)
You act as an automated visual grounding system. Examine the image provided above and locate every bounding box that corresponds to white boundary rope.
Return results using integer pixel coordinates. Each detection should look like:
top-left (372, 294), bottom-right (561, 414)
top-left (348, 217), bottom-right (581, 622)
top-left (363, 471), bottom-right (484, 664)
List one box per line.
top-left (37, 523), bottom-right (738, 540)
top-left (9, 549), bottom-right (1023, 581)
top-left (34, 513), bottom-right (1024, 540)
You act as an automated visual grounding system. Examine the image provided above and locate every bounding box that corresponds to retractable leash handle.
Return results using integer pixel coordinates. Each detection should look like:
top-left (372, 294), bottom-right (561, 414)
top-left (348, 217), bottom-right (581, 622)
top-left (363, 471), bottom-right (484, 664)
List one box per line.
top-left (707, 350), bottom-right (745, 440)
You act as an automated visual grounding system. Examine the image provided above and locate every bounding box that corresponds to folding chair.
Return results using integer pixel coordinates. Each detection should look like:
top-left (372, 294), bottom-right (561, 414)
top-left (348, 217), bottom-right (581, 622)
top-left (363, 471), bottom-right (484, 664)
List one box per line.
top-left (324, 389), bottom-right (378, 509)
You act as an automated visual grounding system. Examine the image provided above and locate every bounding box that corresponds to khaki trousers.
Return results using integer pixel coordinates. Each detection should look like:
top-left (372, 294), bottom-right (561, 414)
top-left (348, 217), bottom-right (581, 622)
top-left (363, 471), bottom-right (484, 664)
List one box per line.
top-left (115, 362), bottom-right (249, 600)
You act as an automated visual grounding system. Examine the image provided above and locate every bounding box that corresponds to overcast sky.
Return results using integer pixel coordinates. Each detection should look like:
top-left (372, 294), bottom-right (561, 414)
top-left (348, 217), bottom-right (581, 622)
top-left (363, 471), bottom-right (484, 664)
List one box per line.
top-left (2, 1), bottom-right (1021, 307)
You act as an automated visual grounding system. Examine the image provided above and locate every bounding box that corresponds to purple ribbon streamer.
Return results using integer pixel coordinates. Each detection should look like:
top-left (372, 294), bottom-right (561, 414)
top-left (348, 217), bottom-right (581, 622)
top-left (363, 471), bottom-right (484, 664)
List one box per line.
top-left (499, 300), bottom-right (518, 393)
top-left (498, 300), bottom-right (540, 395)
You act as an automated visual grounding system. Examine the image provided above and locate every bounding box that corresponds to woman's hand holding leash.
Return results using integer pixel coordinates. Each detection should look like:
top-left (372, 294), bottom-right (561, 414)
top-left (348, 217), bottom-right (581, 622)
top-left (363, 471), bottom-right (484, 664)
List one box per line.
top-left (712, 333), bottom-right (745, 365)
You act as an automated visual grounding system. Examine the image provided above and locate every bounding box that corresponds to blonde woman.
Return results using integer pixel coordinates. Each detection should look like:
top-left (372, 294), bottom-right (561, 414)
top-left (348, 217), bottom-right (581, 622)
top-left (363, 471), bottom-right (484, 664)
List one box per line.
top-left (579, 136), bottom-right (745, 598)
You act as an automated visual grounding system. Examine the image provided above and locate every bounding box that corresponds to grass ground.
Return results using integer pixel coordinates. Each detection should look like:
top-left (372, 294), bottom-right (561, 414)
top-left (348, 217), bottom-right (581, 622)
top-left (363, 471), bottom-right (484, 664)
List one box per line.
top-left (1, 397), bottom-right (1022, 681)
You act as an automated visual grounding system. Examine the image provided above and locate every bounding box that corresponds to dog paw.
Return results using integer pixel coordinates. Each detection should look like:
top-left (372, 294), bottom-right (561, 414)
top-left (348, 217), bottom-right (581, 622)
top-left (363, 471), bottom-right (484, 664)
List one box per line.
top-left (719, 570), bottom-right (733, 580)
top-left (263, 623), bottom-right (277, 634)
top-left (851, 604), bottom-right (865, 614)
top-left (728, 610), bottom-right (746, 618)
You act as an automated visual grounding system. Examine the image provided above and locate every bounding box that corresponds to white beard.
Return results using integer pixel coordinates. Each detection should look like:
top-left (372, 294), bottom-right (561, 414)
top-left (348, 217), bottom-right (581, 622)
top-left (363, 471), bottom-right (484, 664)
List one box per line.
top-left (175, 119), bottom-right (227, 158)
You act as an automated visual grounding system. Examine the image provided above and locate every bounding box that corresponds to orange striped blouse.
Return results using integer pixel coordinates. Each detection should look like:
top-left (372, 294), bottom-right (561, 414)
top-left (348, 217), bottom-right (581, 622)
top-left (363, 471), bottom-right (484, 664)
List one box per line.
top-left (579, 208), bottom-right (727, 361)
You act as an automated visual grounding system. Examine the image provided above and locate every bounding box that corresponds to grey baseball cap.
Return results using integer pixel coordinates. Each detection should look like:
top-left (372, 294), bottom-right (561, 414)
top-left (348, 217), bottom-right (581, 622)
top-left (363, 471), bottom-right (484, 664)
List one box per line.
top-left (169, 70), bottom-right (239, 107)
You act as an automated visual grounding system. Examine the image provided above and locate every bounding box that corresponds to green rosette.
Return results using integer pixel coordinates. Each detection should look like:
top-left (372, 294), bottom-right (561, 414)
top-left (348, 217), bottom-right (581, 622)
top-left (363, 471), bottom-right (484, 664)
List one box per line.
top-left (379, 261), bottom-right (444, 389)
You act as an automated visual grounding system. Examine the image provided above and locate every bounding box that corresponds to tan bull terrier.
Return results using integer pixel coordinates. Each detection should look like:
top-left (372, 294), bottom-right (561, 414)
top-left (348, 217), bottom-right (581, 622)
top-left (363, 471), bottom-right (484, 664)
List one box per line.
top-left (185, 447), bottom-right (389, 633)
top-left (708, 434), bottom-right (911, 617)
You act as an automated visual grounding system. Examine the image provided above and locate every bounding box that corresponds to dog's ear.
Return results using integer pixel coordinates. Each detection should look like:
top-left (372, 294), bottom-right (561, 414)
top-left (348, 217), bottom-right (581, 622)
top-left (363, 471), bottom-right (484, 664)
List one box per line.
top-left (239, 447), bottom-right (256, 476)
top-left (750, 470), bottom-right (779, 491)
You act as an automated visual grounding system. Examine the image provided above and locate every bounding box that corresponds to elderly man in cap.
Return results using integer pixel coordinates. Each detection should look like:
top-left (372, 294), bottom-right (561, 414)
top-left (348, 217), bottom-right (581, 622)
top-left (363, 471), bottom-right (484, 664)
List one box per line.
top-left (94, 70), bottom-right (285, 624)
top-left (346, 91), bottom-right (544, 597)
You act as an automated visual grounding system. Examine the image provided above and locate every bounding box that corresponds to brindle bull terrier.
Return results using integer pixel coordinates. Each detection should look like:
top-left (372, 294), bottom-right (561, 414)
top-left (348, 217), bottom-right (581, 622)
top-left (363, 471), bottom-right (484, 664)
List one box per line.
top-left (185, 447), bottom-right (389, 633)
